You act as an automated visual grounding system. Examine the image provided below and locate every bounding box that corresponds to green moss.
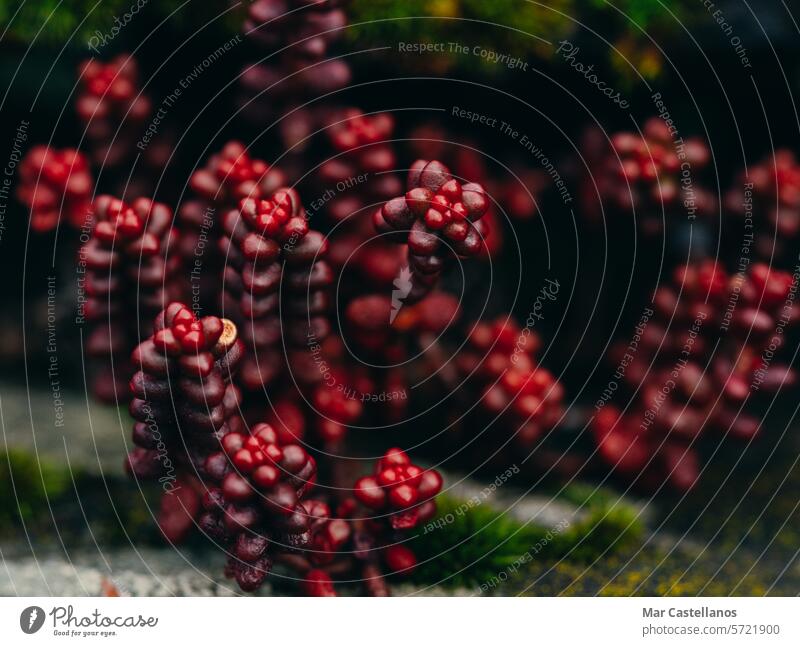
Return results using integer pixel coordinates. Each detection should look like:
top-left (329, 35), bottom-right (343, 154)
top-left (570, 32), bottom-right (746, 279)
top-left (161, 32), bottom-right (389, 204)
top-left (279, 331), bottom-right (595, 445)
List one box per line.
top-left (0, 447), bottom-right (158, 545)
top-left (0, 449), bottom-right (73, 527)
top-left (559, 481), bottom-right (622, 509)
top-left (556, 503), bottom-right (642, 561)
top-left (409, 491), bottom-right (643, 589)
top-left (408, 494), bottom-right (543, 588)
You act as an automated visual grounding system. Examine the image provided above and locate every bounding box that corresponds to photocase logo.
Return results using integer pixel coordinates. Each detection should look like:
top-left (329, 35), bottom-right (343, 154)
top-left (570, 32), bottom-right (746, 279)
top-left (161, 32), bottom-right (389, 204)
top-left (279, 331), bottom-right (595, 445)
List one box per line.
top-left (20, 606), bottom-right (45, 634)
top-left (390, 266), bottom-right (413, 324)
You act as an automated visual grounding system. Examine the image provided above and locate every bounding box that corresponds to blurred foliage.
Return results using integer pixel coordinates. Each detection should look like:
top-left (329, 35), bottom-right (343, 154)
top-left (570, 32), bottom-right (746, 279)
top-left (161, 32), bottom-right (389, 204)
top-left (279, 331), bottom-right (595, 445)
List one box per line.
top-left (0, 0), bottom-right (708, 82)
top-left (349, 0), bottom-right (705, 80)
top-left (348, 0), bottom-right (573, 70)
top-left (597, 0), bottom-right (699, 81)
top-left (0, 449), bottom-right (72, 526)
top-left (590, 0), bottom-right (689, 29)
top-left (0, 0), bottom-right (241, 46)
top-left (409, 492), bottom-right (643, 589)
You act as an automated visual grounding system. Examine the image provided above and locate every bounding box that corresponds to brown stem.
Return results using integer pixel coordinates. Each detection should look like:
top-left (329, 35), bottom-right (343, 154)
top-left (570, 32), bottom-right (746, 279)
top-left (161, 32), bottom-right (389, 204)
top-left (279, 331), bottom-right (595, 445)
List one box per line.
top-left (362, 563), bottom-right (390, 597)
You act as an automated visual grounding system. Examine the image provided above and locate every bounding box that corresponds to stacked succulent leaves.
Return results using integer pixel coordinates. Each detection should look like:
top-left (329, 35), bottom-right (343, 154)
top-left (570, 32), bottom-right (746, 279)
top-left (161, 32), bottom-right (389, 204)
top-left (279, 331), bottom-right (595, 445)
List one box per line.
top-left (240, 0), bottom-right (350, 149)
top-left (76, 56), bottom-right (152, 168)
top-left (456, 317), bottom-right (566, 450)
top-left (220, 187), bottom-right (331, 391)
top-left (17, 146), bottom-right (93, 232)
top-left (593, 261), bottom-right (797, 491)
top-left (581, 117), bottom-right (716, 233)
top-left (12, 0), bottom-right (800, 599)
top-left (375, 159), bottom-right (490, 302)
top-left (82, 196), bottom-right (182, 402)
top-left (178, 141), bottom-right (288, 310)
